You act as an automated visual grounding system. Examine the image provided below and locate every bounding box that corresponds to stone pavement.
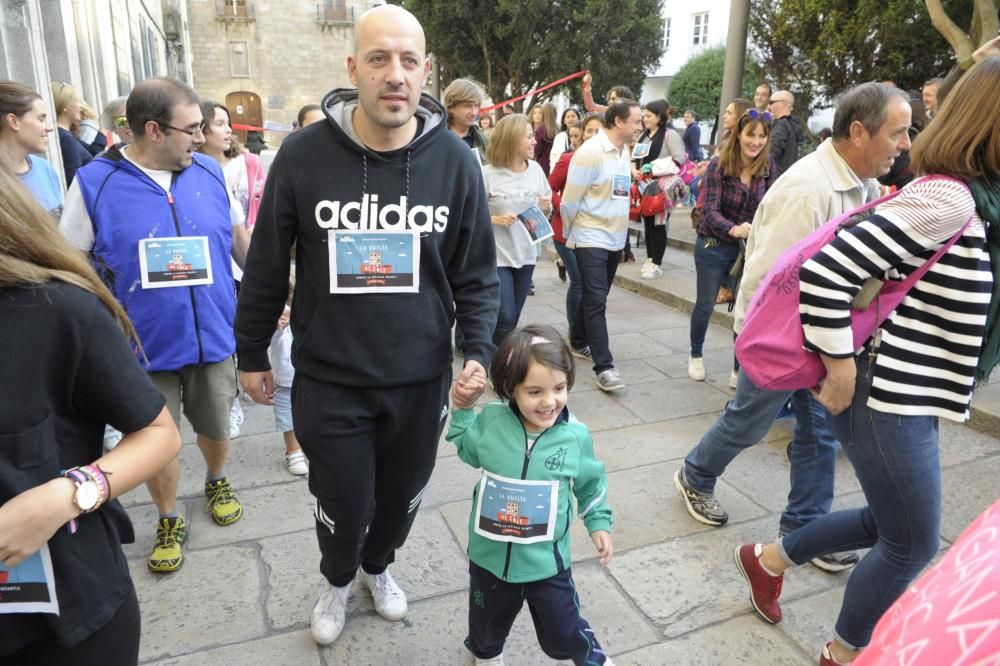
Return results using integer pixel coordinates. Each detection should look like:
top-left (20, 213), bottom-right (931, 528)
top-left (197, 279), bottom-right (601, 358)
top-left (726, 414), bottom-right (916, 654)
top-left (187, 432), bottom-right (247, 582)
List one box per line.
top-left (125, 240), bottom-right (1000, 665)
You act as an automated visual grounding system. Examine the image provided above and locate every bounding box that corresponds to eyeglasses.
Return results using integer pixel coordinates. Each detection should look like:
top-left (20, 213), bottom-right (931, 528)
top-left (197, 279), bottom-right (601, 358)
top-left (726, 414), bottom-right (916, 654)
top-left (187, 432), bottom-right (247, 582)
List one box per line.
top-left (114, 116), bottom-right (129, 129)
top-left (158, 120), bottom-right (205, 136)
top-left (745, 109), bottom-right (773, 122)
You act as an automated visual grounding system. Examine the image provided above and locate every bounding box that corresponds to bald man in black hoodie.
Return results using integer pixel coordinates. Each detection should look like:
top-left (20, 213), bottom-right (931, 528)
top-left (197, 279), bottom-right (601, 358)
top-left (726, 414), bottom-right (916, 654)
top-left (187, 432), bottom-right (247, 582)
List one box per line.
top-left (235, 4), bottom-right (499, 647)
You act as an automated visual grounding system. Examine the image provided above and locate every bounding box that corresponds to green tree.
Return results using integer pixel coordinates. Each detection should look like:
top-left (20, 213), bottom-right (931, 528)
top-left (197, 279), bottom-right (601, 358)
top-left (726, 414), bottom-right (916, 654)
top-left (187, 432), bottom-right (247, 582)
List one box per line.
top-left (749, 0), bottom-right (976, 104)
top-left (667, 46), bottom-right (759, 122)
top-left (401, 0), bottom-right (663, 109)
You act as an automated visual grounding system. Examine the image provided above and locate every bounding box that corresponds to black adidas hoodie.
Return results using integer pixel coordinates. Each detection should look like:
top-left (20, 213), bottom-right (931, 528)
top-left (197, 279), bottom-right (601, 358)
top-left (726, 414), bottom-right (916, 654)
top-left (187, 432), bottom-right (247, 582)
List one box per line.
top-left (235, 89), bottom-right (499, 387)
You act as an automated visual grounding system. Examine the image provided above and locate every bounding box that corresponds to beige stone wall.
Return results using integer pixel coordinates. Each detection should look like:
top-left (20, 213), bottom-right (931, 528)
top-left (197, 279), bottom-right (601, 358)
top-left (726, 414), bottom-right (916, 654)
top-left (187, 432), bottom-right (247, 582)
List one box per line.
top-left (187, 0), bottom-right (378, 146)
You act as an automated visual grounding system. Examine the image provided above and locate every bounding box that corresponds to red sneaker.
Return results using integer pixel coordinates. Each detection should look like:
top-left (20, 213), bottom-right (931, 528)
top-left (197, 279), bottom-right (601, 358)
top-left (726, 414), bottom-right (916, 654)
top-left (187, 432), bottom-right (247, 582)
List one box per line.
top-left (734, 544), bottom-right (783, 623)
top-left (819, 642), bottom-right (850, 665)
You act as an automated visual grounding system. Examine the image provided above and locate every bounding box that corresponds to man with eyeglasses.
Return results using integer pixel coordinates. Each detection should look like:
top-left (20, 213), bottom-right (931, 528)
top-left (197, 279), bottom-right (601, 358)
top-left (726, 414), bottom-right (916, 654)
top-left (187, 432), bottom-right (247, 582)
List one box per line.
top-left (59, 77), bottom-right (252, 574)
top-left (766, 90), bottom-right (805, 174)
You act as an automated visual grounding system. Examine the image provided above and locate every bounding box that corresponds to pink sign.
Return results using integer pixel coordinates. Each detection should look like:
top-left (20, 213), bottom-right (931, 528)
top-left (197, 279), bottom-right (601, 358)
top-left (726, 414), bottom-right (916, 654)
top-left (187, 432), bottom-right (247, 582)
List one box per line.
top-left (856, 499), bottom-right (1000, 665)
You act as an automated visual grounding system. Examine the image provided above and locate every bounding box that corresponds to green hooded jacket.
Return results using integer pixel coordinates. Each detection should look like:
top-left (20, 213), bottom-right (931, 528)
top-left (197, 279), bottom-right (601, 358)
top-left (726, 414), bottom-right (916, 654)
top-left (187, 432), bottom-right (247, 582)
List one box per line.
top-left (447, 402), bottom-right (612, 583)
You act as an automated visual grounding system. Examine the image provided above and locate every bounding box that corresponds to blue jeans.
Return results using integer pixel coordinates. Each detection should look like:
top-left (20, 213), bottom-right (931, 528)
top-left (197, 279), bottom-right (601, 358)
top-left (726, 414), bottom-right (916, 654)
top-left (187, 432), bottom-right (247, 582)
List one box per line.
top-left (493, 265), bottom-right (535, 348)
top-left (778, 355), bottom-right (941, 650)
top-left (690, 236), bottom-right (740, 358)
top-left (554, 241), bottom-right (582, 332)
top-left (688, 176), bottom-right (701, 206)
top-left (684, 368), bottom-right (838, 532)
top-left (570, 247), bottom-right (619, 373)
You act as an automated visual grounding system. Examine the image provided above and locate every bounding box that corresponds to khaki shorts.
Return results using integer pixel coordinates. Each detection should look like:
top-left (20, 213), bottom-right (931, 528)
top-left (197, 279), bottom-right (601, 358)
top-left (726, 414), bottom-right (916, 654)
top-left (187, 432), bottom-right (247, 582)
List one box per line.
top-left (150, 357), bottom-right (238, 442)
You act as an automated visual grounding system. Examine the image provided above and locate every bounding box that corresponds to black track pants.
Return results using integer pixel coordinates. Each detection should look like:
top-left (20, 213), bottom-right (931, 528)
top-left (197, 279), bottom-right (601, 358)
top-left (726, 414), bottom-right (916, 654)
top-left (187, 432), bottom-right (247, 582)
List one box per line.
top-left (292, 371), bottom-right (452, 585)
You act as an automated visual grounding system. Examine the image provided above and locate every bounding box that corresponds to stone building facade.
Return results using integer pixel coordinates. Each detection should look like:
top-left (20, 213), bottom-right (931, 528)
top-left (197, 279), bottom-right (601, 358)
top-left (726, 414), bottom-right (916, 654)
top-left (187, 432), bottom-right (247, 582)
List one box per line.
top-left (186, 0), bottom-right (382, 147)
top-left (1, 0), bottom-right (191, 185)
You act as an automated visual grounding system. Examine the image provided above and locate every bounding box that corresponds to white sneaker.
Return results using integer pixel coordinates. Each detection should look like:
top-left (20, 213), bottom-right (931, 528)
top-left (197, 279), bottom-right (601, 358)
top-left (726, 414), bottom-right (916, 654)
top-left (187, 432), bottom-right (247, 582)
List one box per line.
top-left (595, 368), bottom-right (626, 391)
top-left (641, 264), bottom-right (663, 279)
top-left (359, 569), bottom-right (408, 621)
top-left (729, 370), bottom-right (739, 389)
top-left (285, 451), bottom-right (309, 476)
top-left (475, 655), bottom-right (505, 665)
top-left (641, 257), bottom-right (653, 271)
top-left (688, 357), bottom-right (706, 381)
top-left (228, 399), bottom-right (244, 440)
top-left (103, 425), bottom-right (123, 452)
top-left (311, 579), bottom-right (351, 645)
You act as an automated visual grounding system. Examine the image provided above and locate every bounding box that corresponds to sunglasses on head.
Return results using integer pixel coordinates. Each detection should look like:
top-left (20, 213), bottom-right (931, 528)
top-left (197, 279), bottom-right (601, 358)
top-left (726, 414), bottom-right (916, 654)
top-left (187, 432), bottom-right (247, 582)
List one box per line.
top-left (745, 109), bottom-right (773, 122)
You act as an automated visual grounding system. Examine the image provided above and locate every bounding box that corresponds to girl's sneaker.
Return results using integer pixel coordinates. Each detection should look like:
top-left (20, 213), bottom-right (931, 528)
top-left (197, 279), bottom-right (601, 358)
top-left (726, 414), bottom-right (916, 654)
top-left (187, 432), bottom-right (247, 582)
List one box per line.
top-left (285, 451), bottom-right (309, 476)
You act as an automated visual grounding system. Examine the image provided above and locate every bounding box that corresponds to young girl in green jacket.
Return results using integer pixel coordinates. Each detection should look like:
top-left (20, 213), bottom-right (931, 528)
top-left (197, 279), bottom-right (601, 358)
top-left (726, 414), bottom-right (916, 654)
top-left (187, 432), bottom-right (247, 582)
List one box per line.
top-left (448, 324), bottom-right (615, 666)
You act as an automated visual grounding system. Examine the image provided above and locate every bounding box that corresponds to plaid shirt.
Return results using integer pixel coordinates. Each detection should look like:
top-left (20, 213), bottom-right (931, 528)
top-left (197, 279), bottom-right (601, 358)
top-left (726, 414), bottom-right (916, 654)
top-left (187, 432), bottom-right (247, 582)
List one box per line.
top-left (697, 155), bottom-right (779, 242)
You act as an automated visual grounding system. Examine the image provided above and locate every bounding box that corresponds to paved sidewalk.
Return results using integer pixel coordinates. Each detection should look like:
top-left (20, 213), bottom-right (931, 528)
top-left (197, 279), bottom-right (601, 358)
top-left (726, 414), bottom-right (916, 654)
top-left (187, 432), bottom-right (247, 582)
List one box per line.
top-left (126, 252), bottom-right (1000, 665)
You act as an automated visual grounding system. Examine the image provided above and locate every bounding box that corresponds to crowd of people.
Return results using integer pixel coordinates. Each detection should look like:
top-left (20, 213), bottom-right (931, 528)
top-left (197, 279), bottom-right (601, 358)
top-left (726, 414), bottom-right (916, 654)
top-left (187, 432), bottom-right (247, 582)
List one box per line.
top-left (1, 5), bottom-right (998, 665)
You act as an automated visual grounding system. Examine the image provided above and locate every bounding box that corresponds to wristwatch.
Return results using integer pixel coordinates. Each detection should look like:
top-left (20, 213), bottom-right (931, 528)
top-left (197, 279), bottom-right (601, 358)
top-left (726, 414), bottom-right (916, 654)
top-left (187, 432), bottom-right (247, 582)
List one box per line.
top-left (65, 468), bottom-right (101, 514)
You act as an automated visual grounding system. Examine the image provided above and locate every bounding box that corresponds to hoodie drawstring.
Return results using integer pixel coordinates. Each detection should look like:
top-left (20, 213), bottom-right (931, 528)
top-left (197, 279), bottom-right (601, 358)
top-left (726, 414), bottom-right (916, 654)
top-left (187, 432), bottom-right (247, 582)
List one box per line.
top-left (360, 150), bottom-right (413, 222)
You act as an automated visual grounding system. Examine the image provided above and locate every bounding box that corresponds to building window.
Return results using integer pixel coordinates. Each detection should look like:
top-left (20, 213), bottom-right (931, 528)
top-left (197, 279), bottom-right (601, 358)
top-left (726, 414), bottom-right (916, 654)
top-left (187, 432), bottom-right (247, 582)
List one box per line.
top-left (229, 41), bottom-right (250, 78)
top-left (216, 0), bottom-right (255, 21)
top-left (692, 12), bottom-right (709, 46)
top-left (663, 18), bottom-right (671, 49)
top-left (318, 0), bottom-right (353, 23)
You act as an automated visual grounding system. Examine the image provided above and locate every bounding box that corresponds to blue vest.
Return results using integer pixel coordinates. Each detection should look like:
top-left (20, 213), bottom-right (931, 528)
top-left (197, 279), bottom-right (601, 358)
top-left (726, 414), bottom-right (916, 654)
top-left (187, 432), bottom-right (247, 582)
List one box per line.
top-left (76, 151), bottom-right (236, 372)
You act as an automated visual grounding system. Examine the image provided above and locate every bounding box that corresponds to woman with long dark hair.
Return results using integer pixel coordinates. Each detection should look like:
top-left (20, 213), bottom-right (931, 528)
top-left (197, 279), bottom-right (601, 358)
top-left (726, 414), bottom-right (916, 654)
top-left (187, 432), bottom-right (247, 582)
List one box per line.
top-left (688, 109), bottom-right (778, 381)
top-left (548, 106), bottom-right (580, 168)
top-left (533, 102), bottom-right (559, 175)
top-left (0, 163), bottom-right (181, 664)
top-left (632, 99), bottom-right (685, 279)
top-left (197, 102), bottom-right (266, 231)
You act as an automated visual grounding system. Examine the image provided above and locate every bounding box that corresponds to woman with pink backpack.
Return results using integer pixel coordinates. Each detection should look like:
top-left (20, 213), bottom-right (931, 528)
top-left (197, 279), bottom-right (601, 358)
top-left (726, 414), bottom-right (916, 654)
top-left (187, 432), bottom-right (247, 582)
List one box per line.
top-left (733, 58), bottom-right (1000, 665)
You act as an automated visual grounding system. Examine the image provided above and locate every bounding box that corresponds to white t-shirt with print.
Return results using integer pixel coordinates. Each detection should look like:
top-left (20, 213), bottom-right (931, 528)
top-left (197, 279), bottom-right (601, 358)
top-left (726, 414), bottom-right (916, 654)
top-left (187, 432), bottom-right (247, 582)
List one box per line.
top-left (483, 161), bottom-right (552, 268)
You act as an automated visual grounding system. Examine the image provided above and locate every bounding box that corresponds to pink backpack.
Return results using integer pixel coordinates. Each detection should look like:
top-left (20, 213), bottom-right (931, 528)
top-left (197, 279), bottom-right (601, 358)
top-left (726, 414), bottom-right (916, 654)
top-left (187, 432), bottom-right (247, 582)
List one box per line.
top-left (676, 158), bottom-right (697, 185)
top-left (735, 176), bottom-right (973, 391)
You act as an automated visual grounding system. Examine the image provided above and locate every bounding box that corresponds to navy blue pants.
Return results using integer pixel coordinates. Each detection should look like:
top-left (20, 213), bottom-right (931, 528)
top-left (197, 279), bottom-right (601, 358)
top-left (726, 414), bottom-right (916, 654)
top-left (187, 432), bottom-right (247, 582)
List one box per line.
top-left (466, 562), bottom-right (608, 665)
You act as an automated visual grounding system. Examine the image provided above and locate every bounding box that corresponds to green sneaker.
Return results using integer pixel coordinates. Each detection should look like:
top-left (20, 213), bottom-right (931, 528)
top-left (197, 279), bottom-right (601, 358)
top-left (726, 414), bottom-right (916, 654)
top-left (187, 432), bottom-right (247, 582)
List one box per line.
top-left (204, 477), bottom-right (243, 526)
top-left (148, 516), bottom-right (187, 573)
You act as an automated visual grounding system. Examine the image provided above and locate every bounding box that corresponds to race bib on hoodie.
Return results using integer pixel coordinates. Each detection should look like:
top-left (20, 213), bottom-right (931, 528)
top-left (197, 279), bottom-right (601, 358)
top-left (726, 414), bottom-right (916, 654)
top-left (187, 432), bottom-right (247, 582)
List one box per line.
top-left (327, 228), bottom-right (420, 293)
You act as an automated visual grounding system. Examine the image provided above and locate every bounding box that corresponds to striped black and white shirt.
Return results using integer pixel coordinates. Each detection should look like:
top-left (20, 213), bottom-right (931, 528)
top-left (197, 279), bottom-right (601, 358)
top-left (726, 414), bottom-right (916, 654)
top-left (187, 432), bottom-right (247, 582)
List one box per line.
top-left (799, 176), bottom-right (992, 421)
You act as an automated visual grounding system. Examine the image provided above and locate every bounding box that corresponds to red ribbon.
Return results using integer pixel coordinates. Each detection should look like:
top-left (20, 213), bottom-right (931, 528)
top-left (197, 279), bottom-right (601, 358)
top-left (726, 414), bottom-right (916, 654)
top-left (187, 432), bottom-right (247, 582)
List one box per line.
top-left (232, 70), bottom-right (589, 130)
top-left (479, 70), bottom-right (589, 115)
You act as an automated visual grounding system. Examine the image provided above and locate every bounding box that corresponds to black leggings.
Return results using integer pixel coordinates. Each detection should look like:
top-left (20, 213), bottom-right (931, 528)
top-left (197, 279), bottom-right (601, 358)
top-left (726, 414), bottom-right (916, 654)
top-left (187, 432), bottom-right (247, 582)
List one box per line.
top-left (642, 214), bottom-right (668, 265)
top-left (1, 585), bottom-right (140, 666)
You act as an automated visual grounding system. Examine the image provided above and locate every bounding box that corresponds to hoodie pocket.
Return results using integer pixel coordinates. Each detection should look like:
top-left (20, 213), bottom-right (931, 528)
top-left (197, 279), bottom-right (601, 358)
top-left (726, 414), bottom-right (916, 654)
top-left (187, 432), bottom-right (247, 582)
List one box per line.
top-left (295, 291), bottom-right (452, 384)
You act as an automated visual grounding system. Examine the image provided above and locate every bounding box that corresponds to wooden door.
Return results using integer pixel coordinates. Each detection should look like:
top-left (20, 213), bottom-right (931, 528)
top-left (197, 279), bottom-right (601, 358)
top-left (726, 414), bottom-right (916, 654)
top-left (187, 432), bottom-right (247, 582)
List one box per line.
top-left (225, 90), bottom-right (262, 143)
